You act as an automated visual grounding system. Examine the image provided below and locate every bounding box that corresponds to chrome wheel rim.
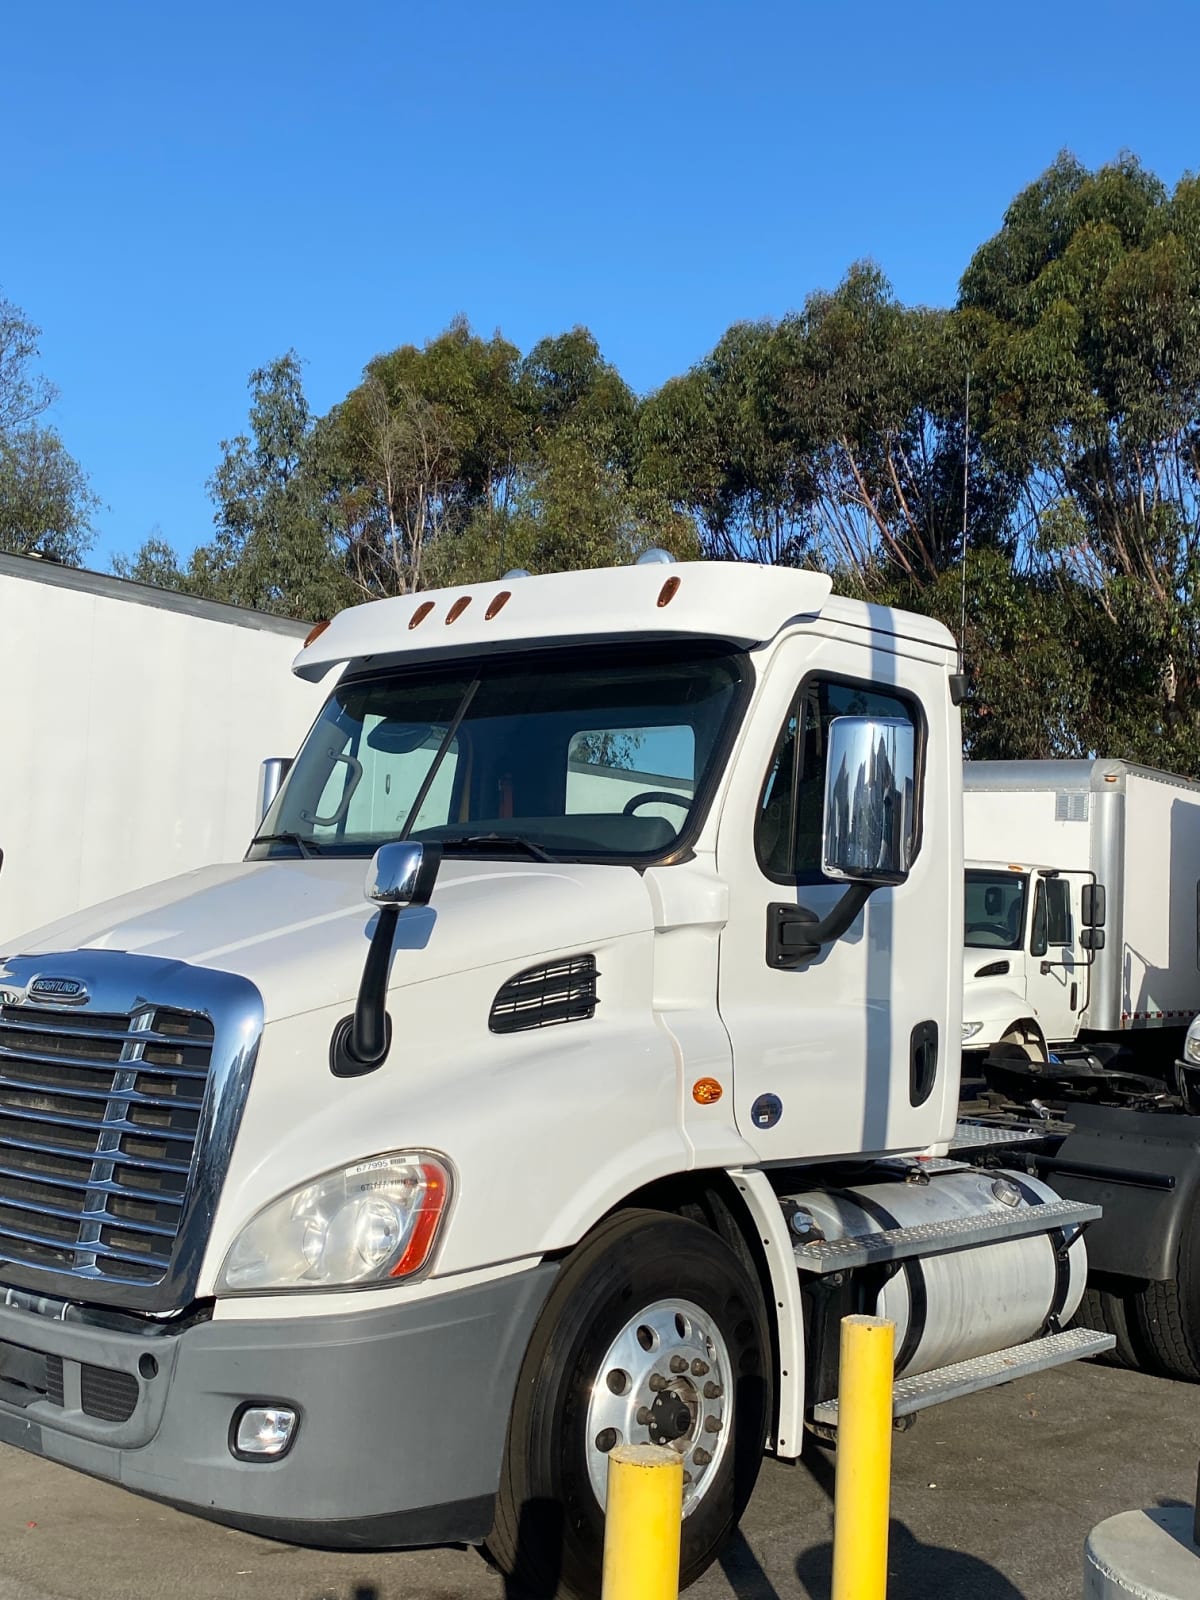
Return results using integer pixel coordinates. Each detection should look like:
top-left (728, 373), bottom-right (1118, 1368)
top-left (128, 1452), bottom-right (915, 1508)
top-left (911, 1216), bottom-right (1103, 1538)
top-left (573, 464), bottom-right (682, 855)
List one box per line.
top-left (584, 1297), bottom-right (732, 1517)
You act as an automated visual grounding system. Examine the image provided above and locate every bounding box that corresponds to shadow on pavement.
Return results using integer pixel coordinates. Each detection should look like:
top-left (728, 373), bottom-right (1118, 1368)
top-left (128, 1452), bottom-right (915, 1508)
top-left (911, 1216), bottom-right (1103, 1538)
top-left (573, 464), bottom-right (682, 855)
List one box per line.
top-left (795, 1520), bottom-right (1028, 1600)
top-left (717, 1527), bottom-right (784, 1599)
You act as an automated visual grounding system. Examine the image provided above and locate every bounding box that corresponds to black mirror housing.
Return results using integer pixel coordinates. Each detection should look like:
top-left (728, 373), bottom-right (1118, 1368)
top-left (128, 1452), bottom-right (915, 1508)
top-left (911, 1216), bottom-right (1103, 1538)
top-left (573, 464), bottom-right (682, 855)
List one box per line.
top-left (1081, 882), bottom-right (1107, 929)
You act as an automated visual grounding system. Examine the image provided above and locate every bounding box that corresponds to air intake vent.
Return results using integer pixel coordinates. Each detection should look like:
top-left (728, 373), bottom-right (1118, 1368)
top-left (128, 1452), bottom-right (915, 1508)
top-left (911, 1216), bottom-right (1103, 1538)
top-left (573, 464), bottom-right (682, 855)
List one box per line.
top-left (1054, 791), bottom-right (1089, 822)
top-left (489, 955), bottom-right (598, 1034)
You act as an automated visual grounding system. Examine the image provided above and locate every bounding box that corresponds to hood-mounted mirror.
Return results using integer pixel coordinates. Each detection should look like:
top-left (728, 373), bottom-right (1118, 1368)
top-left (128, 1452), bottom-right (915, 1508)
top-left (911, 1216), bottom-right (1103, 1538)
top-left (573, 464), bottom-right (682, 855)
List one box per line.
top-left (330, 842), bottom-right (443, 1077)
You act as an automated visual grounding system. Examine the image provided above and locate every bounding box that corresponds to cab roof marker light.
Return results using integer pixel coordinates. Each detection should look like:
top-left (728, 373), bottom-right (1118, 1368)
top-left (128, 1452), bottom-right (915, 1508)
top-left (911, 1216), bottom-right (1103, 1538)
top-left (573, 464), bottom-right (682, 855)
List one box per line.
top-left (485, 590), bottom-right (512, 620)
top-left (657, 576), bottom-right (682, 608)
top-left (303, 618), bottom-right (331, 648)
top-left (409, 601), bottom-right (435, 630)
top-left (445, 596), bottom-right (471, 624)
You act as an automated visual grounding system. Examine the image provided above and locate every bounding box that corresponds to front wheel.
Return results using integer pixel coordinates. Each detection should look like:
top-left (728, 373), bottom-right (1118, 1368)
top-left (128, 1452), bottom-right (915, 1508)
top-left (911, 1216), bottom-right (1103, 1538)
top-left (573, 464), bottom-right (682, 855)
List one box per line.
top-left (487, 1208), bottom-right (770, 1599)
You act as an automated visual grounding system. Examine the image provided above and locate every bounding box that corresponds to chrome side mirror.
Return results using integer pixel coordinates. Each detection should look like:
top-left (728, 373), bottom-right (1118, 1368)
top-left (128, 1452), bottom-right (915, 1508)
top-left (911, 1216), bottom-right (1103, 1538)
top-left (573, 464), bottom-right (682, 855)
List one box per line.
top-left (365, 841), bottom-right (441, 908)
top-left (822, 716), bottom-right (915, 886)
top-left (257, 757), bottom-right (293, 824)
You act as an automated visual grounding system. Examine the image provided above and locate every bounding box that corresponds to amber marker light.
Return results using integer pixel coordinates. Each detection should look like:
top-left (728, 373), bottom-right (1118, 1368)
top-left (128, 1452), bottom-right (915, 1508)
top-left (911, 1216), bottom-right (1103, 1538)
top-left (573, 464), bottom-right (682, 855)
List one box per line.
top-left (409, 601), bottom-right (435, 629)
top-left (485, 590), bottom-right (512, 620)
top-left (657, 576), bottom-right (681, 607)
top-left (446, 595), bottom-right (472, 623)
top-left (692, 1078), bottom-right (723, 1105)
top-left (303, 618), bottom-right (331, 647)
top-left (389, 1168), bottom-right (449, 1277)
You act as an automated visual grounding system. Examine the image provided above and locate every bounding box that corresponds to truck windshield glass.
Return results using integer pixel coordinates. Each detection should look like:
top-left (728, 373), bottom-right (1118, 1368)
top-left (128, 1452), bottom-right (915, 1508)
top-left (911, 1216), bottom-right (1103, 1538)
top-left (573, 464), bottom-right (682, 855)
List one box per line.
top-left (964, 870), bottom-right (1028, 950)
top-left (251, 644), bottom-right (747, 862)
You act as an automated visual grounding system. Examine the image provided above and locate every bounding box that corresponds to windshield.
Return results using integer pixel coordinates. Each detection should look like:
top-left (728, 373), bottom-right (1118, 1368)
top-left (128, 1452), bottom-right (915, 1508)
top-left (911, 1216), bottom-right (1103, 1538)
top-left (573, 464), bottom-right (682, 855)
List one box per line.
top-left (250, 642), bottom-right (748, 862)
top-left (964, 870), bottom-right (1028, 950)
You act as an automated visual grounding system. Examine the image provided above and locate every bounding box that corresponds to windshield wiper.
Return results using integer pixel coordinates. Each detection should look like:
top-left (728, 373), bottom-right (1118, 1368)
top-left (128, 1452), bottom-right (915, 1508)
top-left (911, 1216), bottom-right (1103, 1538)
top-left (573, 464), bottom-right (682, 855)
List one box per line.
top-left (252, 832), bottom-right (320, 859)
top-left (442, 833), bottom-right (554, 862)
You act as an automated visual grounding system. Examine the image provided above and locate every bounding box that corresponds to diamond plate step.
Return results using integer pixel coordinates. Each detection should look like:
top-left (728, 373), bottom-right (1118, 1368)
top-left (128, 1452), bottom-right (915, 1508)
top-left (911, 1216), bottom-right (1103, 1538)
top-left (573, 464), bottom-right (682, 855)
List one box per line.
top-left (811, 1327), bottom-right (1116, 1425)
top-left (950, 1120), bottom-right (1060, 1151)
top-left (793, 1198), bottom-right (1100, 1274)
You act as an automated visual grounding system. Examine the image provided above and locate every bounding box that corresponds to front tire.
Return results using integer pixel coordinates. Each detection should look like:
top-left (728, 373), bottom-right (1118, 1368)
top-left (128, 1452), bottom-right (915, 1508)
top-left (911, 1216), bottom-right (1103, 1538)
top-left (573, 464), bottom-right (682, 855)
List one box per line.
top-left (487, 1208), bottom-right (770, 1599)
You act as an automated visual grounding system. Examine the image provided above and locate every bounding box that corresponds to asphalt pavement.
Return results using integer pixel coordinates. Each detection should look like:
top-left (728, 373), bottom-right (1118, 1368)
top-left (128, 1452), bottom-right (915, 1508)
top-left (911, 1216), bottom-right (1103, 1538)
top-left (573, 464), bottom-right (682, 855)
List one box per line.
top-left (0, 1358), bottom-right (1194, 1600)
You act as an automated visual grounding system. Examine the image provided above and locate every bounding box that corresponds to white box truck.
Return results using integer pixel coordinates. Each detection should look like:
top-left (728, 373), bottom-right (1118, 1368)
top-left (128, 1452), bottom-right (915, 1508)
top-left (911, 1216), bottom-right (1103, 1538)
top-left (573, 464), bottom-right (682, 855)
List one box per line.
top-left (0, 553), bottom-right (327, 943)
top-left (0, 559), bottom-right (1110, 1598)
top-left (962, 760), bottom-right (1200, 1064)
top-left (958, 760), bottom-right (1200, 1386)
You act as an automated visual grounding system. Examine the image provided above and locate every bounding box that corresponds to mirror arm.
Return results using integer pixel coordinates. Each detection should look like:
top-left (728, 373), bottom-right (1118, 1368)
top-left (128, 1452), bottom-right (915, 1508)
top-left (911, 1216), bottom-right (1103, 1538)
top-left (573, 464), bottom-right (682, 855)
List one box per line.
top-left (330, 908), bottom-right (399, 1077)
top-left (768, 883), bottom-right (874, 970)
top-left (330, 843), bottom-right (442, 1079)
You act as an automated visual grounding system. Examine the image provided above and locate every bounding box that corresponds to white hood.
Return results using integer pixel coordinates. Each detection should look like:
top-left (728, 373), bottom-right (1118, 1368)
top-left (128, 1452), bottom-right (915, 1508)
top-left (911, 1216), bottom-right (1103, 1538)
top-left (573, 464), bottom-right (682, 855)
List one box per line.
top-left (4, 858), bottom-right (655, 1023)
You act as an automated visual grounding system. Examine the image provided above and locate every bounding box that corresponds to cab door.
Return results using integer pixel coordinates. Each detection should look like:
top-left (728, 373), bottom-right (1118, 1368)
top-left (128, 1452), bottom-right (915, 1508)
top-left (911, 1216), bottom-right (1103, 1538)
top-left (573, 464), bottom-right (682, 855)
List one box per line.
top-left (716, 633), bottom-right (956, 1161)
top-left (1026, 873), bottom-right (1086, 1046)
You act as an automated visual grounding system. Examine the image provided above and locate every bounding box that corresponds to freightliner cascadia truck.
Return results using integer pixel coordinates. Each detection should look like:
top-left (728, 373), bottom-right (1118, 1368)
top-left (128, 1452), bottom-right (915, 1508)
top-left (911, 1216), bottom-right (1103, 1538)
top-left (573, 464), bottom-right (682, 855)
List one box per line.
top-left (0, 558), bottom-right (1111, 1597)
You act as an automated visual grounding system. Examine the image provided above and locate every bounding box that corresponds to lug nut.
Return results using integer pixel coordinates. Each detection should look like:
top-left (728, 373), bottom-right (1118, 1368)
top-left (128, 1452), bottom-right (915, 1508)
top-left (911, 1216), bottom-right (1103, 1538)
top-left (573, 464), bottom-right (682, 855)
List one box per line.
top-left (693, 1447), bottom-right (712, 1466)
top-left (703, 1381), bottom-right (722, 1399)
top-left (649, 1373), bottom-right (668, 1392)
top-left (704, 1415), bottom-right (722, 1433)
top-left (669, 1355), bottom-right (688, 1374)
top-left (682, 1471), bottom-right (693, 1486)
top-left (691, 1359), bottom-right (709, 1377)
top-left (636, 1406), bottom-right (652, 1426)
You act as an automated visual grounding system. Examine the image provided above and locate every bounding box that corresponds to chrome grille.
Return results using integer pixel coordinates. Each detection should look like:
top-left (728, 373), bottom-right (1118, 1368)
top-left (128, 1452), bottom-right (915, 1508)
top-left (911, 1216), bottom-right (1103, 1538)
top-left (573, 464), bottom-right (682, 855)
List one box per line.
top-left (0, 1004), bottom-right (214, 1287)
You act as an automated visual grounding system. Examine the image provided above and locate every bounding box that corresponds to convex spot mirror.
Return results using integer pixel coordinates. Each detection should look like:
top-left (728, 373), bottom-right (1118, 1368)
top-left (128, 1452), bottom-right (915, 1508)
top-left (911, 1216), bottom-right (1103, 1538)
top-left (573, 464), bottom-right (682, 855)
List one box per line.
top-left (821, 716), bottom-right (916, 886)
top-left (366, 722), bottom-right (435, 756)
top-left (365, 841), bottom-right (441, 908)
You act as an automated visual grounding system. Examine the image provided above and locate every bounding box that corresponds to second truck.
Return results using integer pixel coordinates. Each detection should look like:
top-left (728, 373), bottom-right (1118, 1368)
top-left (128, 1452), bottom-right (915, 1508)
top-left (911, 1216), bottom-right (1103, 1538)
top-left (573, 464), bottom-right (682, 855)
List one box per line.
top-left (958, 759), bottom-right (1200, 1382)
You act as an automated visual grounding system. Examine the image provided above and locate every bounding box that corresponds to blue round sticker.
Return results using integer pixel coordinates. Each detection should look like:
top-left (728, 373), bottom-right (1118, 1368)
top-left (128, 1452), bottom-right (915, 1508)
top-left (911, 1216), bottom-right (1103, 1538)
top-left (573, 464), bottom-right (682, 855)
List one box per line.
top-left (750, 1093), bottom-right (783, 1130)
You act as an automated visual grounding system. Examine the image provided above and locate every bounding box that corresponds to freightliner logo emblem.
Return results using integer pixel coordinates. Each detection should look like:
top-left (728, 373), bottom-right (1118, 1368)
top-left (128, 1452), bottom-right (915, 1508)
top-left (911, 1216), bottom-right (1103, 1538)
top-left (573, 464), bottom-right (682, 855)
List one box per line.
top-left (27, 976), bottom-right (89, 1006)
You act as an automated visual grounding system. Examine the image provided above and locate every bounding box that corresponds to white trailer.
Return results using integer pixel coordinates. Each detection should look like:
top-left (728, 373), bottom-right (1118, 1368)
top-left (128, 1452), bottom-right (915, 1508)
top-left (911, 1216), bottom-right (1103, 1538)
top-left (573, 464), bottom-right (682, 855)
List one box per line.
top-left (0, 553), bottom-right (326, 944)
top-left (962, 759), bottom-right (1200, 1059)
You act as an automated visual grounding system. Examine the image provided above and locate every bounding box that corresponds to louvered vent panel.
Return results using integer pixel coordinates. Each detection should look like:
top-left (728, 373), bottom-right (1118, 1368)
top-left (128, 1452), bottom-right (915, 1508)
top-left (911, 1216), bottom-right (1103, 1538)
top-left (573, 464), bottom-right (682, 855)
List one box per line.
top-left (1054, 791), bottom-right (1089, 822)
top-left (489, 955), bottom-right (599, 1034)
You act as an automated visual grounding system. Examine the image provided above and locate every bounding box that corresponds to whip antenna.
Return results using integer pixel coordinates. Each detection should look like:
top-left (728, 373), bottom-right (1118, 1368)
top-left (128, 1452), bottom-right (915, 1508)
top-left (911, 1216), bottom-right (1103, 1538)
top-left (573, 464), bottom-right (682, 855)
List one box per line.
top-left (958, 369), bottom-right (971, 676)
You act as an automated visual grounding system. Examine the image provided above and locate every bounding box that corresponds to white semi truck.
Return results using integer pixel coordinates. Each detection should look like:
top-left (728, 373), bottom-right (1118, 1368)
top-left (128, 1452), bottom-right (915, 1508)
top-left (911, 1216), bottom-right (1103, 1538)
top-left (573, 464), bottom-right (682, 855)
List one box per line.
top-left (957, 761), bottom-right (1200, 1384)
top-left (0, 560), bottom-right (1110, 1597)
top-left (0, 552), bottom-right (325, 943)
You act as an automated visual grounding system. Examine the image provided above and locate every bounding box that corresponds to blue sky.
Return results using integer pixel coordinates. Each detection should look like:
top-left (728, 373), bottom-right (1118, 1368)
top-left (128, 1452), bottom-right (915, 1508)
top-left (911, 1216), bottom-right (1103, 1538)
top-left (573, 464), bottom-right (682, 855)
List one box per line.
top-left (5, 0), bottom-right (1198, 567)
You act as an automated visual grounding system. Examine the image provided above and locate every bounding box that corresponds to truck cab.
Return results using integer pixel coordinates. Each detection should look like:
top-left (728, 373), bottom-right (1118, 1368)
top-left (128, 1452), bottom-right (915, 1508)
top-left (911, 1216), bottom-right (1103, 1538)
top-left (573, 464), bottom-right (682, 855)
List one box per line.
top-left (0, 561), bottom-right (1108, 1598)
top-left (963, 860), bottom-right (1089, 1062)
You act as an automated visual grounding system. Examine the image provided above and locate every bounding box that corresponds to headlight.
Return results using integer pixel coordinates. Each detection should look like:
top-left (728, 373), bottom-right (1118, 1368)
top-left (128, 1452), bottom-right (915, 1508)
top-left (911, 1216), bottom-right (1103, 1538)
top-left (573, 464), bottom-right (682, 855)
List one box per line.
top-left (218, 1152), bottom-right (452, 1293)
top-left (962, 1022), bottom-right (984, 1041)
top-left (1184, 1030), bottom-right (1200, 1065)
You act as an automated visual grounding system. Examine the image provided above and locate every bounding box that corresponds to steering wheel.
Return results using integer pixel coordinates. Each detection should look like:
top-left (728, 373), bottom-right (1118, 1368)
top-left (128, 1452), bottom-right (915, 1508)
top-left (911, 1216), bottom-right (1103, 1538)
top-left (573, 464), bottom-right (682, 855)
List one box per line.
top-left (966, 922), bottom-right (1013, 941)
top-left (621, 791), bottom-right (692, 816)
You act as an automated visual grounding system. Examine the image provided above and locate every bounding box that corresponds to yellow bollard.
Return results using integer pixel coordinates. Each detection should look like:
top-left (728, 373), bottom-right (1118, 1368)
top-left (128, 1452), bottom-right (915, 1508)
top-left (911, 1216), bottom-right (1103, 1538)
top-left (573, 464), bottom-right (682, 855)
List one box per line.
top-left (831, 1314), bottom-right (895, 1600)
top-left (601, 1442), bottom-right (684, 1600)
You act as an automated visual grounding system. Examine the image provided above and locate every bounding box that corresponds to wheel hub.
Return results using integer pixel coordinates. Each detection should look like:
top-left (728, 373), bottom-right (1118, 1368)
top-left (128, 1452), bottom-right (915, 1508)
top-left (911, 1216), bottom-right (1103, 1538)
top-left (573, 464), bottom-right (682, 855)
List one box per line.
top-left (584, 1297), bottom-right (731, 1518)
